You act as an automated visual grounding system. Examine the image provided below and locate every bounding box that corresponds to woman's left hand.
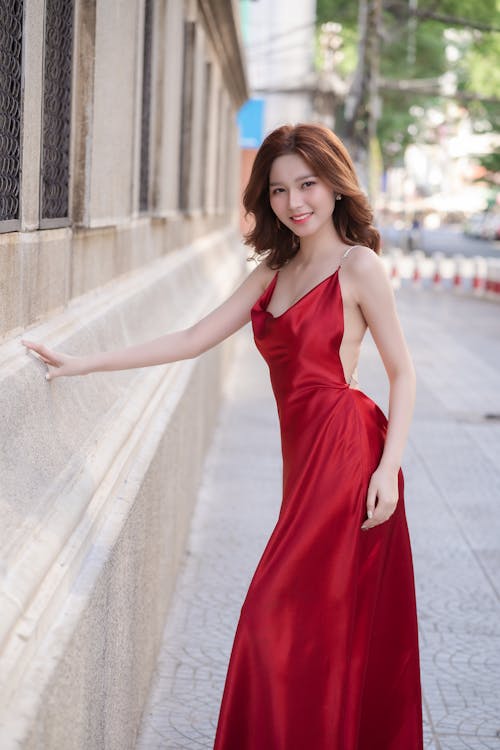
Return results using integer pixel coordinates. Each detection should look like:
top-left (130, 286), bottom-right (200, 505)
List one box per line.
top-left (361, 465), bottom-right (399, 530)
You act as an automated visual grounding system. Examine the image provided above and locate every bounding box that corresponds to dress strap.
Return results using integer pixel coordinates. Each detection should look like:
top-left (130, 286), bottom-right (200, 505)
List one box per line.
top-left (338, 244), bottom-right (360, 269)
top-left (341, 245), bottom-right (356, 260)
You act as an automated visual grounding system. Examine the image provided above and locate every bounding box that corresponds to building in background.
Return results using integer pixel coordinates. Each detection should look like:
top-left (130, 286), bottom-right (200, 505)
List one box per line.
top-left (240, 0), bottom-right (316, 133)
top-left (237, 0), bottom-right (316, 232)
top-left (0, 1), bottom-right (246, 747)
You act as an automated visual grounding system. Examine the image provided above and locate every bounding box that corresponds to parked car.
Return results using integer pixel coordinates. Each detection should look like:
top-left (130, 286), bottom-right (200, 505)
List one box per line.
top-left (463, 212), bottom-right (488, 238)
top-left (480, 212), bottom-right (500, 241)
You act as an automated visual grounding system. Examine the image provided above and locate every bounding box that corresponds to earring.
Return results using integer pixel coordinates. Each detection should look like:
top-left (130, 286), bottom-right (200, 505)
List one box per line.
top-left (335, 195), bottom-right (342, 201)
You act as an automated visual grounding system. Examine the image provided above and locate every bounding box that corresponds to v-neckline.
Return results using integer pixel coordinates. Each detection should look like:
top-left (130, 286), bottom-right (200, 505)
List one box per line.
top-left (263, 266), bottom-right (341, 320)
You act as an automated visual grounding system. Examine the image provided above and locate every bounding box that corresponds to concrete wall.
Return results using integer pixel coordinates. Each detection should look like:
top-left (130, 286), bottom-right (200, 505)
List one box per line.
top-left (0, 0), bottom-right (247, 747)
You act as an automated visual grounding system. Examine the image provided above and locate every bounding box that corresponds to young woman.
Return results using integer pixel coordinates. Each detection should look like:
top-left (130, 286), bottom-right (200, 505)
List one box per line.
top-left (23, 123), bottom-right (423, 749)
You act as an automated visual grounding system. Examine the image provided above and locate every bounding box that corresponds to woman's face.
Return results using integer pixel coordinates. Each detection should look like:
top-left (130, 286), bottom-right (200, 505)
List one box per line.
top-left (269, 153), bottom-right (336, 238)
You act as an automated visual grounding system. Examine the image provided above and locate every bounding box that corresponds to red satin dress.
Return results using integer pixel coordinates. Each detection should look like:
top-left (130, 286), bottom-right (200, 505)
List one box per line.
top-left (214, 262), bottom-right (423, 750)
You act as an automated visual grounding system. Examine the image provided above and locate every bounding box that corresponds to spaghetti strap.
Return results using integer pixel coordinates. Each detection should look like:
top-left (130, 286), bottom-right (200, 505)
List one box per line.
top-left (341, 244), bottom-right (357, 261)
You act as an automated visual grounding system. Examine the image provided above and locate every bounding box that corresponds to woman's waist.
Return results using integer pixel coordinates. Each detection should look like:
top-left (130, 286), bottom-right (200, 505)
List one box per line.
top-left (274, 383), bottom-right (352, 426)
top-left (275, 384), bottom-right (387, 432)
top-left (271, 376), bottom-right (350, 401)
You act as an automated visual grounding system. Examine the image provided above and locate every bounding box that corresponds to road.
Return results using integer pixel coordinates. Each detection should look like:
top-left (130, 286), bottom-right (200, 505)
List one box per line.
top-left (381, 225), bottom-right (500, 258)
top-left (135, 287), bottom-right (500, 750)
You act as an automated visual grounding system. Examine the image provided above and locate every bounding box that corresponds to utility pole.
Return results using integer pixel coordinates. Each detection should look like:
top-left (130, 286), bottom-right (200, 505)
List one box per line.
top-left (343, 0), bottom-right (382, 199)
top-left (407, 0), bottom-right (418, 66)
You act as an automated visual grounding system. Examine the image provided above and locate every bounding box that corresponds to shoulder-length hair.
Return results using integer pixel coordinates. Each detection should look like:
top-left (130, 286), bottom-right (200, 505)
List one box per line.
top-left (243, 123), bottom-right (380, 268)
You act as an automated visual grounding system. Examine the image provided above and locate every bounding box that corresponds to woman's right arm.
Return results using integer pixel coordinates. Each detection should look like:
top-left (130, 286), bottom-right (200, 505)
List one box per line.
top-left (22, 261), bottom-right (274, 381)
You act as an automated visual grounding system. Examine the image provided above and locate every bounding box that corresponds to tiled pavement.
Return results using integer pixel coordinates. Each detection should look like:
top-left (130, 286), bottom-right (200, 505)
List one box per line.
top-left (135, 288), bottom-right (500, 750)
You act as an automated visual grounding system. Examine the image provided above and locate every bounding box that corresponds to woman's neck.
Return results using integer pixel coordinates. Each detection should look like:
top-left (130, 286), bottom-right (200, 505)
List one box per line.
top-left (296, 225), bottom-right (346, 266)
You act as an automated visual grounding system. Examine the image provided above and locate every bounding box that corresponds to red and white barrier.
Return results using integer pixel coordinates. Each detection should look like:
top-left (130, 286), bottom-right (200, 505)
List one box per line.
top-left (452, 256), bottom-right (475, 292)
top-left (390, 261), bottom-right (400, 288)
top-left (472, 256), bottom-right (488, 294)
top-left (431, 253), bottom-right (456, 290)
top-left (484, 259), bottom-right (500, 299)
top-left (382, 250), bottom-right (500, 302)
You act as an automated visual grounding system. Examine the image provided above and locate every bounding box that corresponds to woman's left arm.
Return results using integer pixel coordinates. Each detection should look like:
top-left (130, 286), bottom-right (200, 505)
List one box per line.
top-left (350, 250), bottom-right (416, 531)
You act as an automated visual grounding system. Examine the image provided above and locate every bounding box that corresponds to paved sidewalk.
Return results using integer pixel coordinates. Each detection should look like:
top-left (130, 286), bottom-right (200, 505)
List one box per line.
top-left (135, 288), bottom-right (500, 750)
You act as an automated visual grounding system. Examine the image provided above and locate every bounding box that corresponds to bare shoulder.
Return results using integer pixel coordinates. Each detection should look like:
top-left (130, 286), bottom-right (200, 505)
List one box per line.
top-left (247, 256), bottom-right (276, 292)
top-left (341, 246), bottom-right (390, 304)
top-left (344, 245), bottom-right (384, 275)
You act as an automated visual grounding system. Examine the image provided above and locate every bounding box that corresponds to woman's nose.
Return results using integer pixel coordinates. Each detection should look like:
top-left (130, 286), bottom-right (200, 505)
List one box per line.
top-left (288, 190), bottom-right (304, 211)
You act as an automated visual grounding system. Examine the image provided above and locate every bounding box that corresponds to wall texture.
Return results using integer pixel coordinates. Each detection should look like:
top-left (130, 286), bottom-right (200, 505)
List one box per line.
top-left (0, 1), bottom-right (248, 747)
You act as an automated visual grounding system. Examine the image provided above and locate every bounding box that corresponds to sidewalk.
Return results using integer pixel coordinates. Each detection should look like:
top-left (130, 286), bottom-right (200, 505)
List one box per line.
top-left (135, 288), bottom-right (500, 750)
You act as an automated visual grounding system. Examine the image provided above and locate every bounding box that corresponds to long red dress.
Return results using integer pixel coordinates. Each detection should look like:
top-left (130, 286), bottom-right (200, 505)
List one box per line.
top-left (214, 261), bottom-right (423, 750)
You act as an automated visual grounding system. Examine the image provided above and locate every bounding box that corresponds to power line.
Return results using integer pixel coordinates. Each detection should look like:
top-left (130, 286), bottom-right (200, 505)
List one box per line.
top-left (244, 21), bottom-right (316, 51)
top-left (252, 80), bottom-right (500, 107)
top-left (246, 39), bottom-right (316, 61)
top-left (384, 2), bottom-right (500, 33)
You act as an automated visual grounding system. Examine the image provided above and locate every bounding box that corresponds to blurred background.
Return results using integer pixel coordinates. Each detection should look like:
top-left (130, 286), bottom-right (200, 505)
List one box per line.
top-left (0, 2), bottom-right (499, 749)
top-left (238, 0), bottom-right (500, 258)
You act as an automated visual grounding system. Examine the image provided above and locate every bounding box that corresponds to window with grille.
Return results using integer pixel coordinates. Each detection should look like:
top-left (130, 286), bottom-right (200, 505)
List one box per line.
top-left (179, 21), bottom-right (195, 212)
top-left (200, 61), bottom-right (212, 211)
top-left (40, 0), bottom-right (74, 224)
top-left (139, 0), bottom-right (153, 212)
top-left (0, 0), bottom-right (23, 231)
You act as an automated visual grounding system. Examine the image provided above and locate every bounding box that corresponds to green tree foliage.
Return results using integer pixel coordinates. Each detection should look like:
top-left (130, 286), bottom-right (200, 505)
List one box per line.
top-left (316, 0), bottom-right (500, 168)
top-left (476, 151), bottom-right (500, 185)
top-left (461, 32), bottom-right (500, 99)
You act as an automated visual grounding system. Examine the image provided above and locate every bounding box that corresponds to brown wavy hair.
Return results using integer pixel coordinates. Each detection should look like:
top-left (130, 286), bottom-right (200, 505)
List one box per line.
top-left (243, 123), bottom-right (380, 268)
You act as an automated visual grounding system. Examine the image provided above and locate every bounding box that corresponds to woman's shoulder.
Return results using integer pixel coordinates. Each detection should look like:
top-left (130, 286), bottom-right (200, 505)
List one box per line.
top-left (341, 246), bottom-right (389, 303)
top-left (343, 245), bottom-right (385, 276)
top-left (246, 256), bottom-right (277, 293)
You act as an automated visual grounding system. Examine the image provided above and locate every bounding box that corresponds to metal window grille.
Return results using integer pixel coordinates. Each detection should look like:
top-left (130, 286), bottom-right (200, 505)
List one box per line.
top-left (215, 87), bottom-right (224, 211)
top-left (200, 61), bottom-right (211, 211)
top-left (0, 0), bottom-right (23, 229)
top-left (179, 21), bottom-right (195, 212)
top-left (139, 0), bottom-right (153, 212)
top-left (40, 0), bottom-right (74, 223)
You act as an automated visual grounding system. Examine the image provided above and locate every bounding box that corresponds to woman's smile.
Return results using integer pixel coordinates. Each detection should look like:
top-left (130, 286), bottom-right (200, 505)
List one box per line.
top-left (290, 212), bottom-right (313, 224)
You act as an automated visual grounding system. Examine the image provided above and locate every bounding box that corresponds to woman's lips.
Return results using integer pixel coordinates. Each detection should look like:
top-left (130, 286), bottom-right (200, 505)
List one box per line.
top-left (290, 212), bottom-right (312, 224)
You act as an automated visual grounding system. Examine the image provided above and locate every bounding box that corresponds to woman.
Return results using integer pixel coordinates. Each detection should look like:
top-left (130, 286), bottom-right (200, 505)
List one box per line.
top-left (23, 123), bottom-right (423, 749)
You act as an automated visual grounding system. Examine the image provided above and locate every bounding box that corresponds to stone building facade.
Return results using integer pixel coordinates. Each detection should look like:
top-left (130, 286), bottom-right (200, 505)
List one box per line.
top-left (0, 1), bottom-right (247, 747)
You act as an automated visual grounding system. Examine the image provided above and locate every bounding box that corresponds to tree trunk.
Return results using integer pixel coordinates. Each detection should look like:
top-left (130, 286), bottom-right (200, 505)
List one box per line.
top-left (343, 0), bottom-right (382, 193)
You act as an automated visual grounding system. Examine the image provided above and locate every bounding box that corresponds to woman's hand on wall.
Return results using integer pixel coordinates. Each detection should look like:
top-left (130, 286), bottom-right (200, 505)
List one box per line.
top-left (21, 340), bottom-right (87, 380)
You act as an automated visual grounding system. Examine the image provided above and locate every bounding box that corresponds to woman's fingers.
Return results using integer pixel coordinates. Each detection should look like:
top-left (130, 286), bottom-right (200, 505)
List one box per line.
top-left (362, 497), bottom-right (397, 530)
top-left (366, 481), bottom-right (376, 518)
top-left (22, 339), bottom-right (67, 379)
top-left (22, 339), bottom-right (82, 380)
top-left (361, 469), bottom-right (398, 531)
top-left (22, 339), bottom-right (61, 367)
top-left (361, 478), bottom-right (377, 530)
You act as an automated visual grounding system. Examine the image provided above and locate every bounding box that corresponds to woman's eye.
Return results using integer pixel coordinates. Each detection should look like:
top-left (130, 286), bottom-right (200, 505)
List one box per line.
top-left (302, 181), bottom-right (315, 188)
top-left (271, 187), bottom-right (284, 195)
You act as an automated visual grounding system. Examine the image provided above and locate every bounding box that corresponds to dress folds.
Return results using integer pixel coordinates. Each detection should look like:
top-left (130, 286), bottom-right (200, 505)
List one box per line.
top-left (214, 265), bottom-right (423, 750)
